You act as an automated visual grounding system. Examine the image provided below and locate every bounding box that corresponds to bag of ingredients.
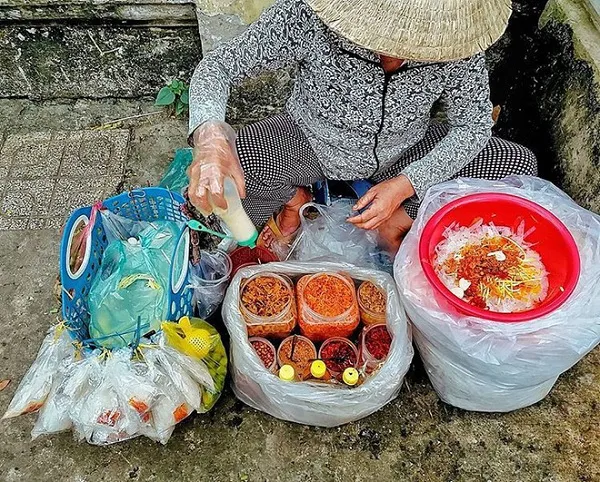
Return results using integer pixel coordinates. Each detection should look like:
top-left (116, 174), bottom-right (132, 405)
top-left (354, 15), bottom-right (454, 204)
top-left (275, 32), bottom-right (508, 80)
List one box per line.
top-left (87, 211), bottom-right (185, 349)
top-left (290, 200), bottom-right (393, 273)
top-left (222, 260), bottom-right (413, 427)
top-left (395, 176), bottom-right (600, 412)
top-left (161, 317), bottom-right (227, 411)
top-left (3, 325), bottom-right (74, 419)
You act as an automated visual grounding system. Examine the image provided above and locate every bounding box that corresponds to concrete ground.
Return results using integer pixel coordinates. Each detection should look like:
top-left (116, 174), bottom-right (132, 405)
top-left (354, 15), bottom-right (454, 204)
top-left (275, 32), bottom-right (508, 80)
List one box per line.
top-left (0, 98), bottom-right (599, 482)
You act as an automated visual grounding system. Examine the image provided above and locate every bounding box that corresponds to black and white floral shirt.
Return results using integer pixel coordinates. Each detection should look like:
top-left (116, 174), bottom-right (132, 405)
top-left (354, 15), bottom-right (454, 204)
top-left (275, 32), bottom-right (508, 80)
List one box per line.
top-left (189, 0), bottom-right (493, 199)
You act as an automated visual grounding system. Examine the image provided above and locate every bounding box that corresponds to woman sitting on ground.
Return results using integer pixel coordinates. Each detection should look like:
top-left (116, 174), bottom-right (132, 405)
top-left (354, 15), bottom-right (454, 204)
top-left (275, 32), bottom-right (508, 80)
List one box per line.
top-left (187, 0), bottom-right (536, 255)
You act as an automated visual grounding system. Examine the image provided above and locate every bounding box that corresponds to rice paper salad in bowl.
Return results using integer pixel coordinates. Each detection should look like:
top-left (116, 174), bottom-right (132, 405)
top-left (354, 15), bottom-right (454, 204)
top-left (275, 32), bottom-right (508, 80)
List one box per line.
top-left (418, 192), bottom-right (580, 322)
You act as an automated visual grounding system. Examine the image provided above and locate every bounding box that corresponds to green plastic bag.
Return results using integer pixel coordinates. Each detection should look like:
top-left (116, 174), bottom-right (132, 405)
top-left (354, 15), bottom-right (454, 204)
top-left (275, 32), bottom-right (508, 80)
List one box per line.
top-left (88, 220), bottom-right (183, 349)
top-left (159, 148), bottom-right (193, 194)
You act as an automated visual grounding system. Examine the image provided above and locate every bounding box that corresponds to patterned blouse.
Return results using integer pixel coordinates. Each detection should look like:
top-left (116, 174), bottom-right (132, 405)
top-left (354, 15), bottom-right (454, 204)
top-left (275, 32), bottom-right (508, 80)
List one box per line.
top-left (189, 0), bottom-right (493, 199)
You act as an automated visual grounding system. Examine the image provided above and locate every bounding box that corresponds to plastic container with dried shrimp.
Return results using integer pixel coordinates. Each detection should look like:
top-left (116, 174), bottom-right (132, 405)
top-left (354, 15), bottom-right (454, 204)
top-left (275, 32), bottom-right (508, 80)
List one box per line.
top-left (296, 272), bottom-right (360, 342)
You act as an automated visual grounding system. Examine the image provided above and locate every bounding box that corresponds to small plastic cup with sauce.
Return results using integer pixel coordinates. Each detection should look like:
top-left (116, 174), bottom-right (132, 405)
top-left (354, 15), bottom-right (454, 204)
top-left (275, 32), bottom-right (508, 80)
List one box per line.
top-left (277, 335), bottom-right (317, 380)
top-left (318, 337), bottom-right (359, 376)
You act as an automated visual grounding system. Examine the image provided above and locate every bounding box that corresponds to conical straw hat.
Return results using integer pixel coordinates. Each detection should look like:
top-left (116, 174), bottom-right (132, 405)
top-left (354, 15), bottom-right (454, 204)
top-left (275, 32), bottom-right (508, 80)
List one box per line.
top-left (306, 0), bottom-right (512, 61)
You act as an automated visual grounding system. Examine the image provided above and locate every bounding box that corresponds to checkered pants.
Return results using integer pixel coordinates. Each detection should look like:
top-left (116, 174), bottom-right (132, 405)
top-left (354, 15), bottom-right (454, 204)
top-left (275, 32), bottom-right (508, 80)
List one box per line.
top-left (237, 113), bottom-right (537, 226)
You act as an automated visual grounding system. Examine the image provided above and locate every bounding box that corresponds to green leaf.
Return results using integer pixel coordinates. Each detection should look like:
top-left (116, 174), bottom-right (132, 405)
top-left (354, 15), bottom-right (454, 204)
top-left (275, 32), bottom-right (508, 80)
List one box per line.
top-left (155, 86), bottom-right (176, 106)
top-left (175, 99), bottom-right (186, 117)
top-left (180, 88), bottom-right (189, 105)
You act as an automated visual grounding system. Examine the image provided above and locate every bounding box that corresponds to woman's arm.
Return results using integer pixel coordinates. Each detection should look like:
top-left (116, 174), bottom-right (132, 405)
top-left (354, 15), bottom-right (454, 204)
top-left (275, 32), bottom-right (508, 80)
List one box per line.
top-left (188, 0), bottom-right (308, 140)
top-left (401, 54), bottom-right (494, 199)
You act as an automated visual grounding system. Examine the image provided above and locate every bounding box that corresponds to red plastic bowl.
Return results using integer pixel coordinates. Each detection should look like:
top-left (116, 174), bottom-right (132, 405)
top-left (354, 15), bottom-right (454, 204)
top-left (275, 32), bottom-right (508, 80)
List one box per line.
top-left (230, 246), bottom-right (278, 276)
top-left (419, 193), bottom-right (580, 322)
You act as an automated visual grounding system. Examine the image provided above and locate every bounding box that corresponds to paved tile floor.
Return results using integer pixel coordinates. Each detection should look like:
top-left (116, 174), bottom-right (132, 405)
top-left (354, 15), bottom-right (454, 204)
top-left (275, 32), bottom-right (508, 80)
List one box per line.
top-left (0, 129), bottom-right (128, 230)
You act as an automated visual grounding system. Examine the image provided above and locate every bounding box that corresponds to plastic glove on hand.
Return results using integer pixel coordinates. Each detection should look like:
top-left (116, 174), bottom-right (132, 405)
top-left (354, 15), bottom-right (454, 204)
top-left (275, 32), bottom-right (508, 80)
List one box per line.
top-left (188, 121), bottom-right (246, 215)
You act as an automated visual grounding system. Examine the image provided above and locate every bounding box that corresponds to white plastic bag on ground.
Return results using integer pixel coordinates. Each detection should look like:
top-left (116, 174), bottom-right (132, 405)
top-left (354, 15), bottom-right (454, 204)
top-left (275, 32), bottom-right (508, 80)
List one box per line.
top-left (3, 325), bottom-right (75, 419)
top-left (395, 176), bottom-right (600, 412)
top-left (222, 260), bottom-right (413, 427)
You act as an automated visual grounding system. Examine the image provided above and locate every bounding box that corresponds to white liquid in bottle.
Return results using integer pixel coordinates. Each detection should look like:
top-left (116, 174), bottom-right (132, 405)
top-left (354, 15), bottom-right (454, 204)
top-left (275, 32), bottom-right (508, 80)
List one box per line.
top-left (210, 177), bottom-right (258, 247)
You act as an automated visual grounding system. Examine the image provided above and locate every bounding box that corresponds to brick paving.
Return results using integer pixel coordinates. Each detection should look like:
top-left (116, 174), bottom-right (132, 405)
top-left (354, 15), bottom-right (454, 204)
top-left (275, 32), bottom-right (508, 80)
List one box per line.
top-left (0, 129), bottom-right (128, 230)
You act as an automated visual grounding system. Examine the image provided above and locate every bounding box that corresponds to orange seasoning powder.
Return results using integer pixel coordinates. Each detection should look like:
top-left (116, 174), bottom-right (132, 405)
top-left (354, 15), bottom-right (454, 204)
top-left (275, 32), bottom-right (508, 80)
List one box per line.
top-left (304, 274), bottom-right (353, 316)
top-left (297, 273), bottom-right (360, 341)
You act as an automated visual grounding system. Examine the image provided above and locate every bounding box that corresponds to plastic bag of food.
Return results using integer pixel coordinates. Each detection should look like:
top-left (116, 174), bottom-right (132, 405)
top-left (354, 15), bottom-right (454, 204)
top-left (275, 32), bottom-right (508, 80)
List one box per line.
top-left (31, 354), bottom-right (97, 439)
top-left (222, 261), bottom-right (413, 427)
top-left (395, 176), bottom-right (600, 412)
top-left (144, 347), bottom-right (201, 412)
top-left (290, 200), bottom-right (393, 273)
top-left (3, 325), bottom-right (75, 419)
top-left (71, 355), bottom-right (143, 445)
top-left (161, 317), bottom-right (228, 411)
top-left (143, 357), bottom-right (192, 444)
top-left (88, 216), bottom-right (184, 349)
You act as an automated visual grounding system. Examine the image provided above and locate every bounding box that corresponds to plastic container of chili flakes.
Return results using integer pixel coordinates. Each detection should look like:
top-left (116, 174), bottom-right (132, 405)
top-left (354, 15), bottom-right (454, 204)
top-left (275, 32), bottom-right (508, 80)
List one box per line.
top-left (359, 323), bottom-right (392, 373)
top-left (297, 272), bottom-right (360, 342)
top-left (240, 273), bottom-right (297, 338)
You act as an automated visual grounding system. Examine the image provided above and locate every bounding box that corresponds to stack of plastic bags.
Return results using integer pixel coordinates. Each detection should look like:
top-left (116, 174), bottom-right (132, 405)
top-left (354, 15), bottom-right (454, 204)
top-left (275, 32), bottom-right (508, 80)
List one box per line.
top-left (3, 317), bottom-right (227, 445)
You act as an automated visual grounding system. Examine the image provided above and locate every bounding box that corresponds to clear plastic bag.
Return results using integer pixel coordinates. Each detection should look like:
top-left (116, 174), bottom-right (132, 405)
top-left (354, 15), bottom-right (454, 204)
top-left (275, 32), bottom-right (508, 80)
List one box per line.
top-left (188, 250), bottom-right (232, 319)
top-left (395, 176), bottom-right (600, 412)
top-left (3, 325), bottom-right (75, 419)
top-left (222, 261), bottom-right (413, 427)
top-left (290, 200), bottom-right (393, 273)
top-left (88, 213), bottom-right (185, 349)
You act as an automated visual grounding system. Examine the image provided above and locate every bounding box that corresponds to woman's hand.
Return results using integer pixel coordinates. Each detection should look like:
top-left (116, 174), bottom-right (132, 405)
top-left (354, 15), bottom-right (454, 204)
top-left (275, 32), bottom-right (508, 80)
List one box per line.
top-left (188, 121), bottom-right (246, 214)
top-left (347, 175), bottom-right (415, 230)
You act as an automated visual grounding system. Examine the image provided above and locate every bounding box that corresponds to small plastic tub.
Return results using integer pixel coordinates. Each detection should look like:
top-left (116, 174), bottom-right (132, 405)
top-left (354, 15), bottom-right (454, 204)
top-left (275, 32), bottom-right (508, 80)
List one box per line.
top-left (319, 337), bottom-right (359, 375)
top-left (357, 281), bottom-right (387, 326)
top-left (360, 323), bottom-right (392, 373)
top-left (277, 335), bottom-right (318, 380)
top-left (249, 336), bottom-right (278, 373)
top-left (240, 273), bottom-right (297, 338)
top-left (297, 272), bottom-right (360, 342)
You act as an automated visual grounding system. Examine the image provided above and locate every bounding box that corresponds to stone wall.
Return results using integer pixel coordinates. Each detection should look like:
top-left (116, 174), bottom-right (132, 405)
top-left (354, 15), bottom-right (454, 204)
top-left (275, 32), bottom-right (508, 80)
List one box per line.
top-left (535, 0), bottom-right (600, 212)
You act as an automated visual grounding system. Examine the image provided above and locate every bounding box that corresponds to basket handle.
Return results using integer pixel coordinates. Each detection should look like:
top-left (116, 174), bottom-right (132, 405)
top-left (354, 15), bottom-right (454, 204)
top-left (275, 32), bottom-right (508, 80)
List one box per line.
top-left (170, 225), bottom-right (190, 295)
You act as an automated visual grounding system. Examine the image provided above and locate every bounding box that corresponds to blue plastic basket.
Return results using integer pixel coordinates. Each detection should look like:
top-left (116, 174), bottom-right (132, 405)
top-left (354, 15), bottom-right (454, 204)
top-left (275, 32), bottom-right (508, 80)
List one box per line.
top-left (59, 187), bottom-right (194, 345)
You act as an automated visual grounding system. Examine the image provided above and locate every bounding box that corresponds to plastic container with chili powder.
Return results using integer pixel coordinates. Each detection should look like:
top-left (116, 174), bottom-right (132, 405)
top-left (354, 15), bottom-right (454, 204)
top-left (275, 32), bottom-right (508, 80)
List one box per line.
top-left (277, 335), bottom-right (317, 380)
top-left (239, 273), bottom-right (297, 338)
top-left (297, 272), bottom-right (360, 342)
top-left (357, 281), bottom-right (387, 326)
top-left (319, 337), bottom-right (359, 376)
top-left (249, 336), bottom-right (278, 373)
top-left (360, 323), bottom-right (392, 373)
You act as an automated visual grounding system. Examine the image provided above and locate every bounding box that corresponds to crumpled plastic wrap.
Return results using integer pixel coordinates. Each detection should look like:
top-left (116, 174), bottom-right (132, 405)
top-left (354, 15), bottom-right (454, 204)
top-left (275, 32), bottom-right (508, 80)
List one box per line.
top-left (222, 260), bottom-right (413, 427)
top-left (394, 176), bottom-right (600, 412)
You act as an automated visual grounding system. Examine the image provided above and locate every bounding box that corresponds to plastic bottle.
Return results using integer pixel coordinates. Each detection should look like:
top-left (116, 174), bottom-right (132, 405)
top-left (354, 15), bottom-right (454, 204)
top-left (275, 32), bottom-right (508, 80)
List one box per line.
top-left (209, 177), bottom-right (258, 248)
